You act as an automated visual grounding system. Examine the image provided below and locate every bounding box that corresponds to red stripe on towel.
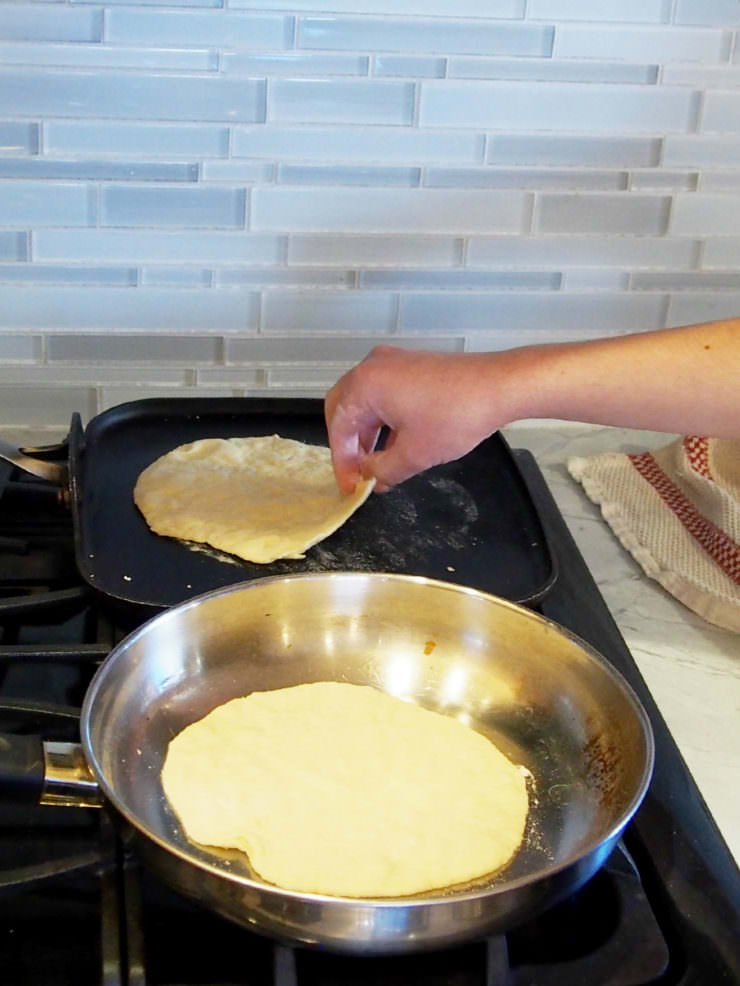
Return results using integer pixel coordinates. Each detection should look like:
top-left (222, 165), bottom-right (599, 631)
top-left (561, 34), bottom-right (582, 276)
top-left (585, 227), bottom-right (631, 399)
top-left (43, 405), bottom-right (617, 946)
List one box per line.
top-left (683, 436), bottom-right (713, 481)
top-left (629, 451), bottom-right (740, 585)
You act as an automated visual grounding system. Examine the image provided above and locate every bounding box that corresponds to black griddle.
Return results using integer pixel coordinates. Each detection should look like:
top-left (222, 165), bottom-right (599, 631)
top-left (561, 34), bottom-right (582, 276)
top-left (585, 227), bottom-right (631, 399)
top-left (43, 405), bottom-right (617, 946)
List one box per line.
top-left (68, 398), bottom-right (556, 611)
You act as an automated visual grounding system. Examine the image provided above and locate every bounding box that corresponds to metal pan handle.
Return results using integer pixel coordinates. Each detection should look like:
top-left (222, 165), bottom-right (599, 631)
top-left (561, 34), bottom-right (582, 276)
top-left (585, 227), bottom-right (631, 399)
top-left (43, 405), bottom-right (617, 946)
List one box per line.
top-left (0, 733), bottom-right (102, 808)
top-left (0, 439), bottom-right (68, 486)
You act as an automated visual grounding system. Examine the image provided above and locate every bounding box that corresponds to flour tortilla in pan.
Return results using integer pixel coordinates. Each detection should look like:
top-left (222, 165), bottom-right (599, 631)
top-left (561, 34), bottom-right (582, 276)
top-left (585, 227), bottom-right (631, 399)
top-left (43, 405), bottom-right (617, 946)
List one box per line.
top-left (161, 682), bottom-right (530, 898)
top-left (133, 435), bottom-right (375, 564)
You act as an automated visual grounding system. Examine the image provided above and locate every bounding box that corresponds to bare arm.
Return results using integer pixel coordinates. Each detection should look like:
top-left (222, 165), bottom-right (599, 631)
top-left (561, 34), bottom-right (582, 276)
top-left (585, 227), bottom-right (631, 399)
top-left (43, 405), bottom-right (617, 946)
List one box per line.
top-left (324, 320), bottom-right (740, 493)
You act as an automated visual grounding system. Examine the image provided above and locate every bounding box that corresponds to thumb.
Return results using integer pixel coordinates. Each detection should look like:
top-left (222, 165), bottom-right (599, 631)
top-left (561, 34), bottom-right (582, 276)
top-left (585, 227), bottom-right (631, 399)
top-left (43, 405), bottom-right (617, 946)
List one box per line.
top-left (360, 437), bottom-right (422, 492)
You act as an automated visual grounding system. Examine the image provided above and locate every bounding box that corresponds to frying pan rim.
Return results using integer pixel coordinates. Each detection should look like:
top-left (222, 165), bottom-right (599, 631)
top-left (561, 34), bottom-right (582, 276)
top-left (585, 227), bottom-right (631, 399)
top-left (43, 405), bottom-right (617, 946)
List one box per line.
top-left (79, 571), bottom-right (655, 908)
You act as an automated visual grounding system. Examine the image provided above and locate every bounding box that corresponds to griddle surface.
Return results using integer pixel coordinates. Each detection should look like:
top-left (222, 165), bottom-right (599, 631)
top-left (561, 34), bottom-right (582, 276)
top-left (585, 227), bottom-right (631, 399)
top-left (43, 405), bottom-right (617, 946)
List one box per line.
top-left (73, 398), bottom-right (555, 611)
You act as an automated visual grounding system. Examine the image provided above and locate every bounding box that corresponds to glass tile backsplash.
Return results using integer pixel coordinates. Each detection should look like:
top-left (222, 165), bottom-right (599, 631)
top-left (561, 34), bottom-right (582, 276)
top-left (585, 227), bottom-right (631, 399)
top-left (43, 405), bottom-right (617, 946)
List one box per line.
top-left (0, 0), bottom-right (739, 431)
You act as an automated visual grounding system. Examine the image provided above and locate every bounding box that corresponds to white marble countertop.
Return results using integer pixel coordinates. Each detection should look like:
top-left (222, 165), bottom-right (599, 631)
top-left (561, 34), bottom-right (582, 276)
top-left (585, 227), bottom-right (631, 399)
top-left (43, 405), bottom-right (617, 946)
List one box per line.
top-left (504, 421), bottom-right (740, 867)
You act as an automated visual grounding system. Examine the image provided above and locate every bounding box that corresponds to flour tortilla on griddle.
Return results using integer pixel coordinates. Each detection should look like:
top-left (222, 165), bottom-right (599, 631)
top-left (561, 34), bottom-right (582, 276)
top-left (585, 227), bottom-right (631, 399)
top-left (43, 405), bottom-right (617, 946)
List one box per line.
top-left (133, 435), bottom-right (374, 564)
top-left (161, 682), bottom-right (530, 898)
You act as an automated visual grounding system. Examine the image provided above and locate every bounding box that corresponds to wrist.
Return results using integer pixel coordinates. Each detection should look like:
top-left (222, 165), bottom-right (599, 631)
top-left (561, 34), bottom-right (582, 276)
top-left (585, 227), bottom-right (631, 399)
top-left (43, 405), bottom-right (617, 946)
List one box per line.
top-left (476, 345), bottom-right (562, 428)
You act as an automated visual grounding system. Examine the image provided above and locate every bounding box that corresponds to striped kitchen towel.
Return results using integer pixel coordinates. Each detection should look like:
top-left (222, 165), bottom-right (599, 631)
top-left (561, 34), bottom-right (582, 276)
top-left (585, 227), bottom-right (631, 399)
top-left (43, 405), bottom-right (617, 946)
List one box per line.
top-left (568, 436), bottom-right (740, 632)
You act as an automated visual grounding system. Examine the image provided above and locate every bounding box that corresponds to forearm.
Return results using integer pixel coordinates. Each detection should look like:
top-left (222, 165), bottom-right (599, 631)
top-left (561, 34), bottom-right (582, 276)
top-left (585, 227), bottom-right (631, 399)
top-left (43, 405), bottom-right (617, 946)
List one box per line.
top-left (496, 321), bottom-right (740, 439)
top-left (325, 321), bottom-right (740, 492)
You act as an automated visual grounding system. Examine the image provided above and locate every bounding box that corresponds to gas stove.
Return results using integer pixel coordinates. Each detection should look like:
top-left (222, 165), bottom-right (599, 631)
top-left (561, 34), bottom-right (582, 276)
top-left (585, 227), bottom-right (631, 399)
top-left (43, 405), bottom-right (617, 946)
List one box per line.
top-left (0, 443), bottom-right (738, 985)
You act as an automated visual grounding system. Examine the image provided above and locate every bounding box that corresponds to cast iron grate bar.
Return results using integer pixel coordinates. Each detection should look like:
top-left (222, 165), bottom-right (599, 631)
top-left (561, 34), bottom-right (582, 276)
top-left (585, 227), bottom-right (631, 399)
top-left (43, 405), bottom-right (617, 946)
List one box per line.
top-left (486, 936), bottom-right (510, 986)
top-left (274, 946), bottom-right (299, 986)
top-left (121, 846), bottom-right (147, 986)
top-left (0, 642), bottom-right (111, 663)
top-left (0, 587), bottom-right (89, 621)
top-left (0, 849), bottom-right (104, 893)
top-left (0, 698), bottom-right (82, 725)
top-left (100, 816), bottom-right (124, 986)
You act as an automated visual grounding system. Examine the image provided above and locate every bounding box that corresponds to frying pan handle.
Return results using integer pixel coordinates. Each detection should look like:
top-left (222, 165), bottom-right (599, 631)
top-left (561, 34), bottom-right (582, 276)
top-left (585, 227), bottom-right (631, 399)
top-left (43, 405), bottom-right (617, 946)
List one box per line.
top-left (0, 733), bottom-right (44, 804)
top-left (42, 741), bottom-right (104, 808)
top-left (0, 734), bottom-right (102, 808)
top-left (0, 439), bottom-right (68, 486)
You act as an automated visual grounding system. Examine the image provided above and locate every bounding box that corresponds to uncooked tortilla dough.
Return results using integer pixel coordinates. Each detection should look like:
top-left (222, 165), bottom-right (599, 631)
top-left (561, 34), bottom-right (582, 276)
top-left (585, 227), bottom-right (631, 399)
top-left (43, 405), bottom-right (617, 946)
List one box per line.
top-left (161, 681), bottom-right (529, 898)
top-left (133, 435), bottom-right (374, 564)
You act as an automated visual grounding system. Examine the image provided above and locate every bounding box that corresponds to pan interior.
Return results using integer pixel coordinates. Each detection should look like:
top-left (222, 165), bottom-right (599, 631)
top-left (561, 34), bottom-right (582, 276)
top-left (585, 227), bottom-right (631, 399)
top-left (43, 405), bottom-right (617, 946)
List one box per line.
top-left (82, 573), bottom-right (652, 901)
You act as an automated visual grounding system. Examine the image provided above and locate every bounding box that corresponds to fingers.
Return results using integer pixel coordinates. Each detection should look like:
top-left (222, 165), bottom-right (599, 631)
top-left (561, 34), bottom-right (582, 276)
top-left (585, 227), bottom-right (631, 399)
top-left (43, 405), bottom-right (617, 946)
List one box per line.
top-left (325, 383), bottom-right (383, 495)
top-left (331, 430), bottom-right (364, 495)
top-left (325, 345), bottom-right (449, 493)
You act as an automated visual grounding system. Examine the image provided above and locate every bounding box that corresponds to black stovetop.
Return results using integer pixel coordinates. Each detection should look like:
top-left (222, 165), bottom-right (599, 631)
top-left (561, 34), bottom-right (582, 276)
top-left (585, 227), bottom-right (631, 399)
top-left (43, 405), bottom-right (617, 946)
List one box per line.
top-left (0, 448), bottom-right (738, 986)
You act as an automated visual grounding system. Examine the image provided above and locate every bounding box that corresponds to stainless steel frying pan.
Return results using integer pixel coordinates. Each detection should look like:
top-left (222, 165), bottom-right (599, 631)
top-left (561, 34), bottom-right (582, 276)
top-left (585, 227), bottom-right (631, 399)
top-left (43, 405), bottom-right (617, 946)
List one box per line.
top-left (4, 573), bottom-right (654, 954)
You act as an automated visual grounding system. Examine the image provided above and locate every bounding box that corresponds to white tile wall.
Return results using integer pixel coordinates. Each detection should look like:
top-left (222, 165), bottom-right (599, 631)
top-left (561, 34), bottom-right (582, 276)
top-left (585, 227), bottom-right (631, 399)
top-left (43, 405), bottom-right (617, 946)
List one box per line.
top-left (251, 188), bottom-right (528, 233)
top-left (0, 1), bottom-right (739, 432)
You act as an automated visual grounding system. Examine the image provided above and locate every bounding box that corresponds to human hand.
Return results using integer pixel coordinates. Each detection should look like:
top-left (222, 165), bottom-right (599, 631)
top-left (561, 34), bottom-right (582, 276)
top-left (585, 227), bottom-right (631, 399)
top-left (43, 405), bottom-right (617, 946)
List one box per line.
top-left (324, 346), bottom-right (502, 493)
